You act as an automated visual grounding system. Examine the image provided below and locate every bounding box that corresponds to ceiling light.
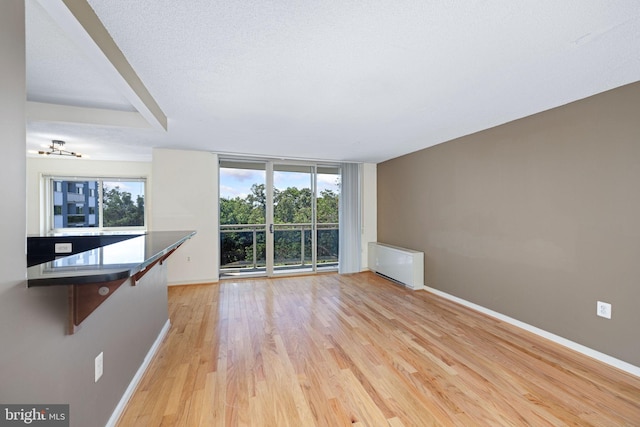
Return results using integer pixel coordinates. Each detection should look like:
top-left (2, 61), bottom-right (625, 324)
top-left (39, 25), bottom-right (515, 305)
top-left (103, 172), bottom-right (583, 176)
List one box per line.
top-left (38, 140), bottom-right (82, 158)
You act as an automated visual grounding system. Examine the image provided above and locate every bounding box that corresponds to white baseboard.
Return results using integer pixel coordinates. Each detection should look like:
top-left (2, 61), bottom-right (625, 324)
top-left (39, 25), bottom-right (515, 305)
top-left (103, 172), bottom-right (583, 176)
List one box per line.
top-left (168, 278), bottom-right (219, 286)
top-left (423, 286), bottom-right (640, 379)
top-left (106, 319), bottom-right (171, 427)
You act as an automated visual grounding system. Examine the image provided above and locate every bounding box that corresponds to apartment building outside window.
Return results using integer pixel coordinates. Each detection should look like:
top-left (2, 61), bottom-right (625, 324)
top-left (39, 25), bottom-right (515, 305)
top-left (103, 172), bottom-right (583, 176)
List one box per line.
top-left (46, 176), bottom-right (146, 231)
top-left (53, 181), bottom-right (98, 228)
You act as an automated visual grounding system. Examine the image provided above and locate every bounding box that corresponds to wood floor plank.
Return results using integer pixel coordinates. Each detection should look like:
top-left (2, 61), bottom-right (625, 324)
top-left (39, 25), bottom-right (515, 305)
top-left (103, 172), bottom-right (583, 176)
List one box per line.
top-left (116, 273), bottom-right (640, 426)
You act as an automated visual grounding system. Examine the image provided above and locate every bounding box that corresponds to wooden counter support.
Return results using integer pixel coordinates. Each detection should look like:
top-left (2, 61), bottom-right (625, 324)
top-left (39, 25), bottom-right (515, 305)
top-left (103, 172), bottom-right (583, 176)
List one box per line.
top-left (68, 278), bottom-right (128, 334)
top-left (131, 243), bottom-right (182, 285)
top-left (131, 259), bottom-right (161, 285)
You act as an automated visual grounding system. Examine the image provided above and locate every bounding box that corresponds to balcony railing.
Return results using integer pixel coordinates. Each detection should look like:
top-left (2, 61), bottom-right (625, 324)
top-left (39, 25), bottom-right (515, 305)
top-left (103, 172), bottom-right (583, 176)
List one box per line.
top-left (220, 223), bottom-right (338, 273)
top-left (66, 193), bottom-right (85, 203)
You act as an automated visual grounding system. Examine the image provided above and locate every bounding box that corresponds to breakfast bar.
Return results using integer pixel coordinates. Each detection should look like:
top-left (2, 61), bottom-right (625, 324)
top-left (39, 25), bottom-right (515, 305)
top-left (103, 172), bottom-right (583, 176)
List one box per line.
top-left (27, 230), bottom-right (195, 333)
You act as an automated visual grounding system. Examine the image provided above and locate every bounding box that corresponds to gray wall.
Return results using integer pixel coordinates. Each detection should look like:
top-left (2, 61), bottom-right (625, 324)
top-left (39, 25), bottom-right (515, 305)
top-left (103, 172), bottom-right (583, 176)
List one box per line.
top-left (0, 267), bottom-right (169, 427)
top-left (0, 3), bottom-right (170, 426)
top-left (377, 81), bottom-right (640, 367)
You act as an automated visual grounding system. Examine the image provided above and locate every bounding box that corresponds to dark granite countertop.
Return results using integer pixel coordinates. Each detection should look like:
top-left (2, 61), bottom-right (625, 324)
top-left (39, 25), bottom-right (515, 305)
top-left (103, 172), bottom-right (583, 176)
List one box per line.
top-left (27, 230), bottom-right (196, 287)
top-left (27, 232), bottom-right (145, 267)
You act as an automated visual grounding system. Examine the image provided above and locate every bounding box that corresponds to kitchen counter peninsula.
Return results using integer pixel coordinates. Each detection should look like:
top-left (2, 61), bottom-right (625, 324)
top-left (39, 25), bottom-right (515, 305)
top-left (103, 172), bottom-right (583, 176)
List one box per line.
top-left (27, 230), bottom-right (195, 333)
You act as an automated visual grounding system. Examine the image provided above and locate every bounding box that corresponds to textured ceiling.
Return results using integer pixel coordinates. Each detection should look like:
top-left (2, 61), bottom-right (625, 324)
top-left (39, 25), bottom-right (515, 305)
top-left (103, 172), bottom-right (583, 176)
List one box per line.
top-left (26, 0), bottom-right (640, 163)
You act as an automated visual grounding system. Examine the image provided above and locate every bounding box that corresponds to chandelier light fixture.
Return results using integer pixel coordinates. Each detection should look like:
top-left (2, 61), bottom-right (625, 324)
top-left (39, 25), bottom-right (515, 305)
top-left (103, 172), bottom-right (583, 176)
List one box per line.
top-left (38, 140), bottom-right (82, 158)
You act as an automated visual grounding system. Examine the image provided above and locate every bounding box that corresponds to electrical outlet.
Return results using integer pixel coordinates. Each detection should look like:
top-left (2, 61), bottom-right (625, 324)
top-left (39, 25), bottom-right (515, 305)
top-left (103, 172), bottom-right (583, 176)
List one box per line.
top-left (54, 242), bottom-right (72, 254)
top-left (597, 301), bottom-right (612, 319)
top-left (95, 352), bottom-right (103, 382)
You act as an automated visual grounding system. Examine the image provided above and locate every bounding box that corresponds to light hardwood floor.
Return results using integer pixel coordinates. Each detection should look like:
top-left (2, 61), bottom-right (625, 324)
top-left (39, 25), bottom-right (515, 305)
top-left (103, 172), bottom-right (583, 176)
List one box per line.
top-left (116, 272), bottom-right (640, 426)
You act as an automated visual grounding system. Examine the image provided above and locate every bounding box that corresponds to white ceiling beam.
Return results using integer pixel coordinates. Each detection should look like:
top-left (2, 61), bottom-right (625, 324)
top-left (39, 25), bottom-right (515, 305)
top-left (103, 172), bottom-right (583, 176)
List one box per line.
top-left (35, 0), bottom-right (167, 131)
top-left (27, 101), bottom-right (151, 128)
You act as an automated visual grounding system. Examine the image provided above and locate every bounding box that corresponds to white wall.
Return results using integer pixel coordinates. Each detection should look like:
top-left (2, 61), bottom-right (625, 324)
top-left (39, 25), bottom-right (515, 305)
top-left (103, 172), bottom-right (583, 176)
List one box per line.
top-left (0, 0), bottom-right (26, 279)
top-left (26, 157), bottom-right (152, 234)
top-left (361, 163), bottom-right (377, 270)
top-left (151, 149), bottom-right (219, 284)
top-left (26, 150), bottom-right (219, 285)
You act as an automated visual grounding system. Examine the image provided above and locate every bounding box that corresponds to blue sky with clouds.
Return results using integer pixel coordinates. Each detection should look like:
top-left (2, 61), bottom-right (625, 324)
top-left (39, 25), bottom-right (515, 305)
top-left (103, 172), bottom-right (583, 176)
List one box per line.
top-left (220, 168), bottom-right (340, 199)
top-left (103, 180), bottom-right (145, 199)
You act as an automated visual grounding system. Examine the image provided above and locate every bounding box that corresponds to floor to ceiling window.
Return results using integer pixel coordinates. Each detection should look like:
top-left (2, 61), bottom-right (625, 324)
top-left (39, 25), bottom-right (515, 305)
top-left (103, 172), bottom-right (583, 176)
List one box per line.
top-left (219, 159), bottom-right (340, 278)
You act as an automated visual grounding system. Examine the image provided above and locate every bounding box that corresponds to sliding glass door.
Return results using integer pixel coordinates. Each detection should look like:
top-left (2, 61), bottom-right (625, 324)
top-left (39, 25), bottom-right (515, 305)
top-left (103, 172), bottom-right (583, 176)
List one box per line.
top-left (315, 166), bottom-right (340, 271)
top-left (219, 159), bottom-right (339, 278)
top-left (219, 161), bottom-right (267, 276)
top-left (270, 164), bottom-right (314, 275)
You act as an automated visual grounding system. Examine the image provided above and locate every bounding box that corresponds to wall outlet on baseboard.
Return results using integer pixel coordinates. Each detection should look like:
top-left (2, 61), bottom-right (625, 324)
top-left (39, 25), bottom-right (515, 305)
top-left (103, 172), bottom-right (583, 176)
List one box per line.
top-left (597, 301), bottom-right (612, 319)
top-left (95, 352), bottom-right (103, 382)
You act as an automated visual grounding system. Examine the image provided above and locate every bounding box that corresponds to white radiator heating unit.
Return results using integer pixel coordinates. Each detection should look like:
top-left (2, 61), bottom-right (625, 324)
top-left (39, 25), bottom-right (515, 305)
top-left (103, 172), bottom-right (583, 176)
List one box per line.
top-left (368, 242), bottom-right (424, 290)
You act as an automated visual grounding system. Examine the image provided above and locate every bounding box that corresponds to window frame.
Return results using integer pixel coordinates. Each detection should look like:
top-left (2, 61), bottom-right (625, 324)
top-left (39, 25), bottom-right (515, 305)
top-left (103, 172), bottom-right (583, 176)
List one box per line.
top-left (44, 175), bottom-right (148, 233)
